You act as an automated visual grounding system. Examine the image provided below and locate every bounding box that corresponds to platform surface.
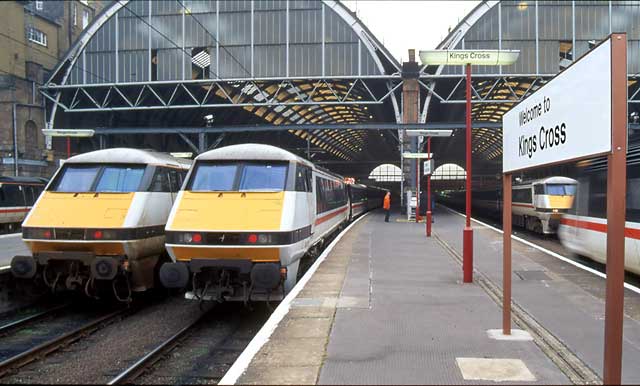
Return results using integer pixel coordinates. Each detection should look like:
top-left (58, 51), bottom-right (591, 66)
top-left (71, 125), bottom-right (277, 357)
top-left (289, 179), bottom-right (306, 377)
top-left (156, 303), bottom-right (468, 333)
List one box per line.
top-left (235, 209), bottom-right (617, 384)
top-left (0, 234), bottom-right (28, 269)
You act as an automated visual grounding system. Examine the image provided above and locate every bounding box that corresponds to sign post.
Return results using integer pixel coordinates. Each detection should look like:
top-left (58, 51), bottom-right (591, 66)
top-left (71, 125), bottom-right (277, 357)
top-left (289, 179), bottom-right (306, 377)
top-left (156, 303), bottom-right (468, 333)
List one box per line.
top-left (420, 49), bottom-right (519, 283)
top-left (502, 34), bottom-right (626, 383)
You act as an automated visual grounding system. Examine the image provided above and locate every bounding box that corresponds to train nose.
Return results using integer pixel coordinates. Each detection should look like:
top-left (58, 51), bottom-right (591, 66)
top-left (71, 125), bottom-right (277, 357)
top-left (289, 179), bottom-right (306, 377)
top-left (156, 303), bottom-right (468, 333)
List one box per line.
top-left (91, 257), bottom-right (118, 280)
top-left (159, 262), bottom-right (189, 289)
top-left (10, 255), bottom-right (37, 279)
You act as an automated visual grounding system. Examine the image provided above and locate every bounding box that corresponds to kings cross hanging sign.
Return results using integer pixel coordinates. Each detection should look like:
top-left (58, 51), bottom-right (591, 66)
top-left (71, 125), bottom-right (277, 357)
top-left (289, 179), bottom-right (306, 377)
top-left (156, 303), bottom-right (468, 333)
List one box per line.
top-left (502, 34), bottom-right (627, 385)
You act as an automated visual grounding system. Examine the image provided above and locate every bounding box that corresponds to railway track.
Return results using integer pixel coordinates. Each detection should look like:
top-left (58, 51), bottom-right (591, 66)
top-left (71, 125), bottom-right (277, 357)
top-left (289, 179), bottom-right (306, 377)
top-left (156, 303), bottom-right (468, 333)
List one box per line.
top-left (0, 303), bottom-right (70, 335)
top-left (108, 308), bottom-right (211, 385)
top-left (0, 306), bottom-right (133, 378)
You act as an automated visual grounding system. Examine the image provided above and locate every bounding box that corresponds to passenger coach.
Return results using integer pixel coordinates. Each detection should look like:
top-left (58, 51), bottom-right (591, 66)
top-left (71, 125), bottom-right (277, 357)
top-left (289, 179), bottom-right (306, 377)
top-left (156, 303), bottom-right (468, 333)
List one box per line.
top-left (160, 144), bottom-right (380, 303)
top-left (11, 148), bottom-right (191, 301)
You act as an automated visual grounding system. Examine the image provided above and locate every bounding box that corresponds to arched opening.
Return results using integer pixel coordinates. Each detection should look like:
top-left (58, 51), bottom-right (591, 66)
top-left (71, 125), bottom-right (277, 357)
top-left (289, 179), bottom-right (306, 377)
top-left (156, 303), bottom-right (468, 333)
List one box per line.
top-left (432, 163), bottom-right (466, 180)
top-left (369, 163), bottom-right (402, 182)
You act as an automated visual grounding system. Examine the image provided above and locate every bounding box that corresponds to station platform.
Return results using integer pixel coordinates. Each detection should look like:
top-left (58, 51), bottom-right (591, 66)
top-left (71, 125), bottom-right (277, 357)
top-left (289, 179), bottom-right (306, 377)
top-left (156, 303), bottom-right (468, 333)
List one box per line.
top-left (222, 206), bottom-right (640, 384)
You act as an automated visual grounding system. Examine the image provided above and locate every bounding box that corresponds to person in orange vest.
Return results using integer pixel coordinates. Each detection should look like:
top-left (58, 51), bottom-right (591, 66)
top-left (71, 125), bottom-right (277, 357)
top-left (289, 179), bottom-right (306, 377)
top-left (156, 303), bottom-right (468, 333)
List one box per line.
top-left (383, 192), bottom-right (391, 222)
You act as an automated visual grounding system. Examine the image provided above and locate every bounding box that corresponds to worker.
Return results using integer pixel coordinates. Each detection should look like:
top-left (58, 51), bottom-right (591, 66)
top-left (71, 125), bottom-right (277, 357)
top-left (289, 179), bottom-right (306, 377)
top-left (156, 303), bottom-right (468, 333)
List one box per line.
top-left (383, 191), bottom-right (391, 222)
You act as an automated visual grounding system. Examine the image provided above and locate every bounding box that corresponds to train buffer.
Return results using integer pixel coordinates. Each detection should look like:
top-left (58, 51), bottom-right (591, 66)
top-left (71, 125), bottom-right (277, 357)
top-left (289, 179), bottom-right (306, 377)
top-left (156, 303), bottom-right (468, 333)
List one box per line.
top-left (223, 208), bottom-right (640, 385)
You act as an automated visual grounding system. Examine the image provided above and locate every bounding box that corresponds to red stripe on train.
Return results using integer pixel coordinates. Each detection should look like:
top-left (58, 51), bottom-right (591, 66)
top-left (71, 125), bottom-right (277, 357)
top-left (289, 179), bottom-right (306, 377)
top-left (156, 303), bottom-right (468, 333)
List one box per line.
top-left (0, 208), bottom-right (30, 214)
top-left (560, 218), bottom-right (640, 240)
top-left (351, 202), bottom-right (366, 208)
top-left (315, 207), bottom-right (348, 225)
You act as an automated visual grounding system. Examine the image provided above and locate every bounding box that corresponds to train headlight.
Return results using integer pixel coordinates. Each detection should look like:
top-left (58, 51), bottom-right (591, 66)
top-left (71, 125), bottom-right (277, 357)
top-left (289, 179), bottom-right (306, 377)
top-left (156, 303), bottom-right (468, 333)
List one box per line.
top-left (23, 228), bottom-right (54, 239)
top-left (552, 209), bottom-right (559, 213)
top-left (258, 234), bottom-right (271, 244)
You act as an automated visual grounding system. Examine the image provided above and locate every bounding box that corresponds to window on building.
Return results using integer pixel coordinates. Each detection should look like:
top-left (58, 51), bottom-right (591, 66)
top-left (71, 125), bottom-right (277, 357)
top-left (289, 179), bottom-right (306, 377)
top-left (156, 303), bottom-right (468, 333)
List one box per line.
top-left (26, 27), bottom-right (47, 47)
top-left (82, 9), bottom-right (90, 29)
top-left (35, 1), bottom-right (43, 11)
top-left (369, 164), bottom-right (402, 182)
top-left (431, 163), bottom-right (466, 180)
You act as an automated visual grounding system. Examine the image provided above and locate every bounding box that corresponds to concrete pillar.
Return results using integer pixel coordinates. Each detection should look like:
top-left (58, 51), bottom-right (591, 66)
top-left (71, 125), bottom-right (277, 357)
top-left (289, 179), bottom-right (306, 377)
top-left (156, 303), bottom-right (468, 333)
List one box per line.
top-left (401, 49), bottom-right (420, 213)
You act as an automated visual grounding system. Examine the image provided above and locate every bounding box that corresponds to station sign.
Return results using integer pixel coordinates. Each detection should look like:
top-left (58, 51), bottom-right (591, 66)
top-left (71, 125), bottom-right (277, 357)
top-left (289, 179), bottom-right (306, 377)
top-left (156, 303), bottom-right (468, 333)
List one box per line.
top-left (419, 50), bottom-right (520, 66)
top-left (423, 159), bottom-right (434, 175)
top-left (502, 39), bottom-right (612, 173)
top-left (402, 152), bottom-right (433, 159)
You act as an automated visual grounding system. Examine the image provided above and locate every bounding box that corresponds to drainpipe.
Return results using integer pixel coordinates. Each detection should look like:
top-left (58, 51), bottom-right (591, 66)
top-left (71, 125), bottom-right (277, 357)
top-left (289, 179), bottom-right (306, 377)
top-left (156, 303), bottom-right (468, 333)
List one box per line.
top-left (12, 103), bottom-right (18, 176)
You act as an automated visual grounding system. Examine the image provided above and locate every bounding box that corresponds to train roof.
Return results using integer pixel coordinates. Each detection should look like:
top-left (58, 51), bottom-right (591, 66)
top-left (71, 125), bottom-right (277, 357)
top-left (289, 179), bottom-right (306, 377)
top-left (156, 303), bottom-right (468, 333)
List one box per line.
top-left (531, 176), bottom-right (578, 185)
top-left (196, 143), bottom-right (314, 168)
top-left (0, 176), bottom-right (48, 184)
top-left (64, 148), bottom-right (192, 169)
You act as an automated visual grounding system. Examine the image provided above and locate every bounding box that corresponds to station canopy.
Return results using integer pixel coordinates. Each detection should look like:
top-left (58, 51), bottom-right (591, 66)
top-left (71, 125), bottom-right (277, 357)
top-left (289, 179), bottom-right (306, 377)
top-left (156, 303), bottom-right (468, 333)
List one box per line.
top-left (42, 0), bottom-right (403, 178)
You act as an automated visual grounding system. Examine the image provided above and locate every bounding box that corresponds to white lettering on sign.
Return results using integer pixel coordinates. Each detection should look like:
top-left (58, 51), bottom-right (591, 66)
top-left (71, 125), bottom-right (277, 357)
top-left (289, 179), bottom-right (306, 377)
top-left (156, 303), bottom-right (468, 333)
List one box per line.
top-left (503, 39), bottom-right (612, 173)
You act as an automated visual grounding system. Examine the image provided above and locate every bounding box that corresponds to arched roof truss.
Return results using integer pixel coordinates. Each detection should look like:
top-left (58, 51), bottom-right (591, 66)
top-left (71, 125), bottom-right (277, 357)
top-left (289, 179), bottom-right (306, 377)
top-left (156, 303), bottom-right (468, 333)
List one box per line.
top-left (41, 0), bottom-right (402, 163)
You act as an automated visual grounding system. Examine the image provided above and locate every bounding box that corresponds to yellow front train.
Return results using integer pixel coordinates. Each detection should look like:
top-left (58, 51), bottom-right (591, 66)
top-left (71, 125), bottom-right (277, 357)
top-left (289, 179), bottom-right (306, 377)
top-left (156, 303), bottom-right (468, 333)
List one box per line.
top-left (11, 148), bottom-right (191, 300)
top-left (160, 143), bottom-right (350, 302)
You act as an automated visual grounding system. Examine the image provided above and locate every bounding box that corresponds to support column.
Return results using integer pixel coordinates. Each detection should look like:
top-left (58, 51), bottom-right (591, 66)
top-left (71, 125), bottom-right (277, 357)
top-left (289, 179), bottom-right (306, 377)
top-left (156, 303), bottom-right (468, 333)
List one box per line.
top-left (198, 132), bottom-right (207, 154)
top-left (401, 49), bottom-right (420, 216)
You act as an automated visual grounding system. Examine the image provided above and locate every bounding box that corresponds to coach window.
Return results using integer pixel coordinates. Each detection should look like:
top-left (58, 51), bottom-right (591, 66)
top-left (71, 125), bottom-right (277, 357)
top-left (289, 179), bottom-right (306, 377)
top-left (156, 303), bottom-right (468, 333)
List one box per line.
top-left (627, 178), bottom-right (640, 222)
top-left (2, 185), bottom-right (25, 207)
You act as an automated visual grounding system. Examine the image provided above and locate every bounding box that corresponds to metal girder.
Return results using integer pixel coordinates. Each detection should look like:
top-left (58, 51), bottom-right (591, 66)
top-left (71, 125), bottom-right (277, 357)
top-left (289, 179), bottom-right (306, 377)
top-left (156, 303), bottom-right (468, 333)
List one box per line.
top-left (40, 77), bottom-right (402, 113)
top-left (89, 122), bottom-right (502, 134)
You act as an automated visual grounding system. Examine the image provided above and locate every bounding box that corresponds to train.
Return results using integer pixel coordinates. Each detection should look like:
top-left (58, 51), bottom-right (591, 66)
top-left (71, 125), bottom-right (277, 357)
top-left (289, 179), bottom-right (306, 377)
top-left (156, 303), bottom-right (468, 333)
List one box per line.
top-left (159, 143), bottom-right (386, 303)
top-left (440, 176), bottom-right (578, 234)
top-left (0, 176), bottom-right (48, 233)
top-left (558, 144), bottom-right (640, 275)
top-left (10, 148), bottom-right (192, 301)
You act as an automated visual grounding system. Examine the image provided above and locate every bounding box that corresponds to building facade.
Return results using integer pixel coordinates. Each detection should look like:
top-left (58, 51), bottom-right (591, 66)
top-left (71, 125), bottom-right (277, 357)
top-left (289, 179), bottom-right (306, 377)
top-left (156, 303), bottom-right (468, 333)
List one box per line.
top-left (0, 0), bottom-right (107, 177)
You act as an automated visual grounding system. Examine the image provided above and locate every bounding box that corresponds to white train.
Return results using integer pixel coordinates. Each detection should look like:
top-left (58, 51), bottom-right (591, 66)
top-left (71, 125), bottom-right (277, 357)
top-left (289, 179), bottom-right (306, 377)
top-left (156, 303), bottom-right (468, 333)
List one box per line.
top-left (159, 144), bottom-right (386, 302)
top-left (558, 150), bottom-right (640, 275)
top-left (441, 176), bottom-right (578, 234)
top-left (0, 176), bottom-right (47, 233)
top-left (11, 148), bottom-right (191, 301)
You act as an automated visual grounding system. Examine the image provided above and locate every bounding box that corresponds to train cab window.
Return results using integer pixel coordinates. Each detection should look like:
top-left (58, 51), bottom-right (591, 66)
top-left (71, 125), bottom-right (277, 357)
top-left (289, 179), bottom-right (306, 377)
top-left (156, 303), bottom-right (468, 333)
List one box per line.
top-left (95, 166), bottom-right (145, 192)
top-left (168, 169), bottom-right (182, 192)
top-left (149, 168), bottom-right (171, 192)
top-left (239, 164), bottom-right (287, 191)
top-left (295, 166), bottom-right (310, 192)
top-left (533, 184), bottom-right (544, 194)
top-left (52, 166), bottom-right (100, 192)
top-left (190, 164), bottom-right (237, 191)
top-left (545, 184), bottom-right (576, 196)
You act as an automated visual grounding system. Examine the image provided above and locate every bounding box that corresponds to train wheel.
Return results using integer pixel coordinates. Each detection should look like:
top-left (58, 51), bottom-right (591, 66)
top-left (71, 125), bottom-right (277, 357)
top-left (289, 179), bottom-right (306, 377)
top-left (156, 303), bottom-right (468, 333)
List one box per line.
top-left (532, 220), bottom-right (543, 234)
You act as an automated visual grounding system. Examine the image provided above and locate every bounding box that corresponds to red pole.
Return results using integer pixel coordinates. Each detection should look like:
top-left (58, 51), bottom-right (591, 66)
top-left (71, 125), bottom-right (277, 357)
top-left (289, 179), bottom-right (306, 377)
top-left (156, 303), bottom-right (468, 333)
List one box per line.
top-left (603, 33), bottom-right (627, 385)
top-left (415, 159), bottom-right (421, 222)
top-left (463, 63), bottom-right (473, 283)
top-left (426, 137), bottom-right (432, 237)
top-left (503, 173), bottom-right (512, 335)
top-left (66, 137), bottom-right (71, 158)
